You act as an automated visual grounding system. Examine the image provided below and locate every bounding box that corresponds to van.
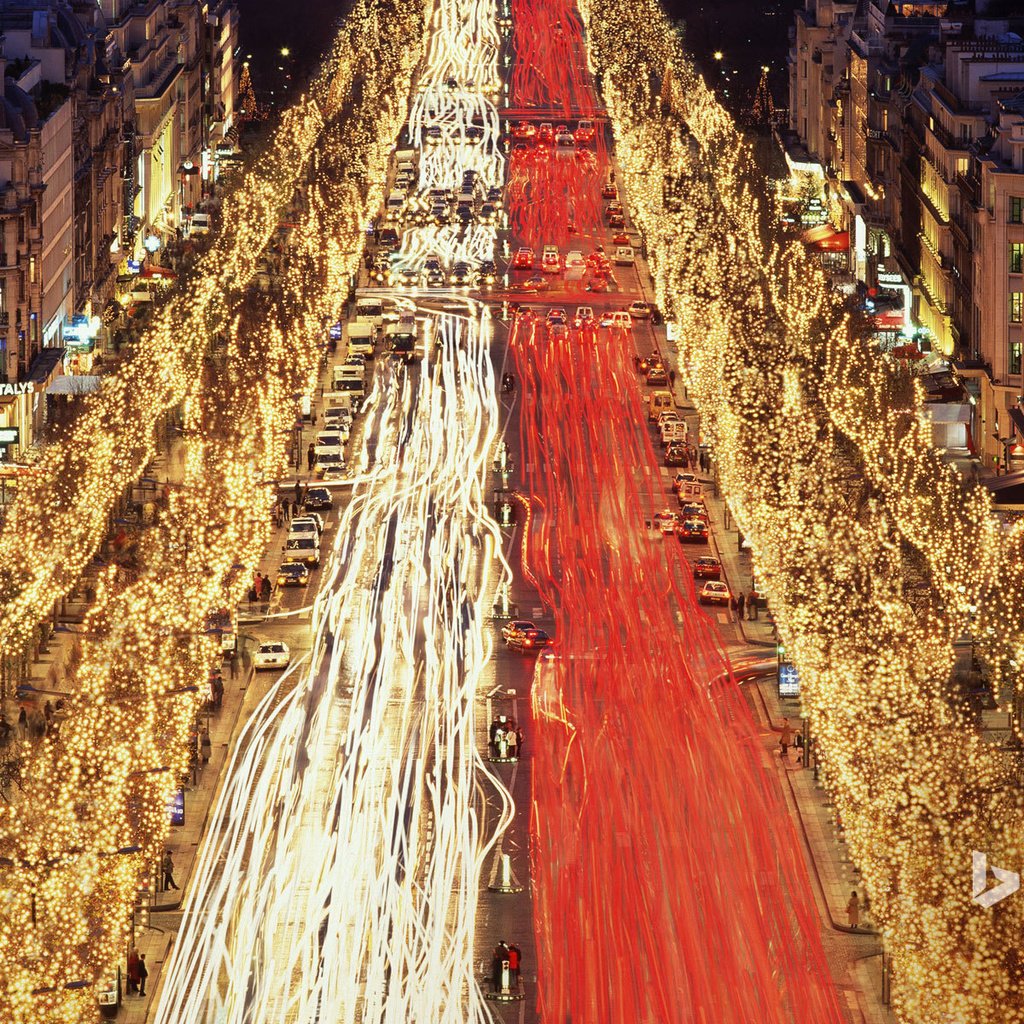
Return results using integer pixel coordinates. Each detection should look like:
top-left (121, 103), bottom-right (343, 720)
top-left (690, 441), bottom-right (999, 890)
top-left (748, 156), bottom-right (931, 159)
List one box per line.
top-left (355, 298), bottom-right (384, 328)
top-left (648, 390), bottom-right (673, 421)
top-left (661, 420), bottom-right (688, 446)
top-left (385, 191), bottom-right (405, 220)
top-left (324, 391), bottom-right (355, 415)
top-left (314, 430), bottom-right (346, 457)
top-left (385, 319), bottom-right (417, 360)
top-left (333, 362), bottom-right (364, 387)
top-left (189, 212), bottom-right (212, 235)
top-left (614, 245), bottom-right (635, 265)
top-left (347, 321), bottom-right (375, 357)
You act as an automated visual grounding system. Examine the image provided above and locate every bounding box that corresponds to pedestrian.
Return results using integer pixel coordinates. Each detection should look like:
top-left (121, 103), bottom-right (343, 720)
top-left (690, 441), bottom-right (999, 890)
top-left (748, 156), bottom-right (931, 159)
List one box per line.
top-left (162, 849), bottom-right (179, 891)
top-left (736, 591), bottom-right (746, 620)
top-left (212, 675), bottom-right (224, 710)
top-left (283, 497), bottom-right (292, 521)
top-left (43, 700), bottom-right (53, 725)
top-left (729, 595), bottom-right (738, 616)
top-left (846, 890), bottom-right (861, 928)
top-left (669, 368), bottom-right (677, 388)
top-left (260, 573), bottom-right (272, 604)
top-left (515, 725), bottom-right (524, 757)
top-left (200, 729), bottom-right (212, 765)
top-left (307, 442), bottom-right (315, 472)
top-left (506, 725), bottom-right (518, 759)
top-left (509, 943), bottom-right (522, 987)
top-left (775, 718), bottom-right (795, 759)
top-left (127, 948), bottom-right (140, 994)
top-left (0, 714), bottom-right (10, 746)
top-left (229, 649), bottom-right (238, 680)
top-left (137, 952), bottom-right (149, 996)
top-left (273, 502), bottom-right (282, 528)
top-left (294, 479), bottom-right (302, 505)
top-left (247, 585), bottom-right (258, 610)
top-left (17, 705), bottom-right (27, 739)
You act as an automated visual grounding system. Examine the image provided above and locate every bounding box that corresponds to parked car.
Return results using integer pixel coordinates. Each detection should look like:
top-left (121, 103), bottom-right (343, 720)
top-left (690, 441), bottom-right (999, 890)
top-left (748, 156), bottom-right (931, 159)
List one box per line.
top-left (678, 519), bottom-right (709, 543)
top-left (693, 556), bottom-right (722, 580)
top-left (699, 581), bottom-right (731, 606)
top-left (254, 641), bottom-right (290, 670)
top-left (303, 487), bottom-right (334, 511)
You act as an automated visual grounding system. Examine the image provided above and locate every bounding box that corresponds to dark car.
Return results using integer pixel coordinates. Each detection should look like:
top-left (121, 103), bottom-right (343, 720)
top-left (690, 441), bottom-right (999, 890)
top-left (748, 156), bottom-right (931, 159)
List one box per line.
top-left (507, 628), bottom-right (553, 652)
top-left (478, 259), bottom-right (498, 285)
top-left (277, 562), bottom-right (310, 587)
top-left (303, 487), bottom-right (334, 511)
top-left (678, 519), bottom-right (709, 543)
top-left (665, 442), bottom-right (688, 467)
top-left (693, 556), bottom-right (722, 580)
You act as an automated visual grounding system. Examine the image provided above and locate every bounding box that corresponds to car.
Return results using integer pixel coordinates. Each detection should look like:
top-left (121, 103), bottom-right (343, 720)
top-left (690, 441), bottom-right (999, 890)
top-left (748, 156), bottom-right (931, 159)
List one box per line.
top-left (587, 275), bottom-right (610, 293)
top-left (479, 203), bottom-right (497, 224)
top-left (455, 205), bottom-right (474, 225)
top-left (521, 275), bottom-right (548, 292)
top-left (575, 120), bottom-right (596, 143)
top-left (658, 511), bottom-right (682, 535)
top-left (396, 264), bottom-right (421, 287)
top-left (288, 521), bottom-right (320, 542)
top-left (502, 619), bottom-right (537, 642)
top-left (511, 121), bottom-right (536, 140)
top-left (477, 259), bottom-right (498, 285)
top-left (699, 581), bottom-right (731, 606)
top-left (450, 262), bottom-right (475, 286)
top-left (378, 228), bottom-right (400, 250)
top-left (426, 267), bottom-right (446, 287)
top-left (465, 125), bottom-right (485, 143)
top-left (513, 247), bottom-right (535, 270)
top-left (507, 628), bottom-right (553, 652)
top-left (284, 535), bottom-right (321, 566)
top-left (424, 125), bottom-right (443, 144)
top-left (671, 471), bottom-right (697, 493)
top-left (291, 512), bottom-right (324, 534)
top-left (607, 212), bottom-right (625, 228)
top-left (370, 258), bottom-right (393, 285)
top-left (511, 142), bottom-right (530, 159)
top-left (605, 201), bottom-right (624, 216)
top-left (277, 562), bottom-right (310, 587)
top-left (303, 487), bottom-right (334, 510)
top-left (546, 307), bottom-right (567, 327)
top-left (430, 204), bottom-right (450, 226)
top-left (629, 301), bottom-right (652, 319)
top-left (541, 246), bottom-right (561, 273)
top-left (678, 519), bottom-right (709, 543)
top-left (574, 305), bottom-right (594, 327)
top-left (612, 231), bottom-right (631, 246)
top-left (486, 186), bottom-right (503, 207)
top-left (601, 181), bottom-right (618, 199)
top-left (254, 641), bottom-right (291, 670)
top-left (647, 365), bottom-right (669, 386)
top-left (601, 310), bottom-right (632, 330)
top-left (537, 122), bottom-right (554, 144)
top-left (693, 556), bottom-right (722, 580)
top-left (680, 502), bottom-right (709, 522)
top-left (555, 132), bottom-right (576, 151)
top-left (665, 442), bottom-right (688, 466)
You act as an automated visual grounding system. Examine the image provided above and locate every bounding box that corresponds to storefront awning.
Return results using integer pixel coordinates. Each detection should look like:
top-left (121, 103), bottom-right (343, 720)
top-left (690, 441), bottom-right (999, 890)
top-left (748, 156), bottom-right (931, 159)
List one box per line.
top-left (802, 224), bottom-right (850, 251)
top-left (141, 265), bottom-right (177, 279)
top-left (891, 343), bottom-right (924, 360)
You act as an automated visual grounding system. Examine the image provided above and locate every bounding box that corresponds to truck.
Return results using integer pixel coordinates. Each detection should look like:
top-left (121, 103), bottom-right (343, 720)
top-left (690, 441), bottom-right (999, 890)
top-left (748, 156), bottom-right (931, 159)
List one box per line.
top-left (385, 316), bottom-right (418, 361)
top-left (354, 297), bottom-right (385, 328)
top-left (346, 321), bottom-right (375, 358)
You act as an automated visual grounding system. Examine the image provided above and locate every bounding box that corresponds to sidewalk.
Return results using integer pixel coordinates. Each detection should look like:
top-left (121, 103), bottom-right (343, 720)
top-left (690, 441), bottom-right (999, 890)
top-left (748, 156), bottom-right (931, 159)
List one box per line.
top-left (118, 656), bottom-right (256, 1019)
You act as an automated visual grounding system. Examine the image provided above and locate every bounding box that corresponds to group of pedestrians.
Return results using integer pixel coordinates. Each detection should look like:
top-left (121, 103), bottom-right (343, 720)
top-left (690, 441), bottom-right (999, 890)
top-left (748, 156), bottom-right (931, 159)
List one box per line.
top-left (729, 591), bottom-right (757, 621)
top-left (491, 942), bottom-right (523, 992)
top-left (0, 700), bottom-right (59, 747)
top-left (273, 496), bottom-right (297, 526)
top-left (248, 572), bottom-right (273, 609)
top-left (489, 715), bottom-right (524, 760)
top-left (126, 948), bottom-right (149, 996)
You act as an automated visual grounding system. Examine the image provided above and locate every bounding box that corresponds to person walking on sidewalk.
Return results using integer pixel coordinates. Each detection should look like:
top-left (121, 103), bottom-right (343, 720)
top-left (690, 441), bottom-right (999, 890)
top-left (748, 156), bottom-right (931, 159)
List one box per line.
top-left (294, 479), bottom-right (303, 507)
top-left (736, 591), bottom-right (746, 620)
top-left (137, 953), bottom-right (149, 996)
top-left (307, 442), bottom-right (316, 472)
top-left (229, 650), bottom-right (238, 680)
top-left (127, 948), bottom-right (140, 994)
top-left (260, 573), bottom-right (273, 605)
top-left (508, 943), bottom-right (522, 987)
top-left (771, 718), bottom-right (795, 760)
top-left (846, 891), bottom-right (861, 928)
top-left (162, 849), bottom-right (180, 891)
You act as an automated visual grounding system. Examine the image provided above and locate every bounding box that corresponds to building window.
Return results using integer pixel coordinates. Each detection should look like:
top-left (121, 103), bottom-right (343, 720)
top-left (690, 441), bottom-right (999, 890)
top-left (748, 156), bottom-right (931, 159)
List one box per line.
top-left (28, 256), bottom-right (35, 285)
top-left (1012, 292), bottom-right (1024, 323)
top-left (1012, 197), bottom-right (1024, 224)
top-left (1013, 243), bottom-right (1024, 274)
top-left (1012, 341), bottom-right (1023, 376)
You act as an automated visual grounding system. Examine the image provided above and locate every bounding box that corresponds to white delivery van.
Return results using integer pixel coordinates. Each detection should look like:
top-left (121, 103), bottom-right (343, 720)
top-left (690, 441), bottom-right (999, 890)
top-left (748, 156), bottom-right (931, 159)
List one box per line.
top-left (189, 212), bottom-right (212, 235)
top-left (355, 298), bottom-right (385, 328)
top-left (324, 391), bottom-right (356, 415)
top-left (661, 420), bottom-right (688, 447)
top-left (314, 430), bottom-right (346, 457)
top-left (333, 362), bottom-right (364, 388)
top-left (614, 245), bottom-right (635, 265)
top-left (347, 321), bottom-right (375, 357)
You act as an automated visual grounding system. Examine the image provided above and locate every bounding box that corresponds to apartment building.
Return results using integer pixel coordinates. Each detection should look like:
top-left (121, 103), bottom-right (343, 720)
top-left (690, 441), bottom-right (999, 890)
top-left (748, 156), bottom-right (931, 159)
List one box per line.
top-left (784, 0), bottom-right (1024, 469)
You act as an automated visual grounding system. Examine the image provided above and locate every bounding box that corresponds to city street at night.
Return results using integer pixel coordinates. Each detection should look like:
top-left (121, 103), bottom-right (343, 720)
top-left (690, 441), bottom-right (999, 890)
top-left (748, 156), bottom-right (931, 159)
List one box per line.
top-left (1, 1), bottom-right (1024, 1023)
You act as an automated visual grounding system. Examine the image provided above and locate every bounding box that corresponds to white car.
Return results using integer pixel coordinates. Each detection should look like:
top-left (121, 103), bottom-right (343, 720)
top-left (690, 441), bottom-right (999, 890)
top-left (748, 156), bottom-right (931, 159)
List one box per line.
top-left (574, 305), bottom-right (594, 327)
top-left (254, 641), bottom-right (290, 670)
top-left (288, 521), bottom-right (319, 542)
top-left (501, 619), bottom-right (536, 643)
top-left (291, 512), bottom-right (325, 533)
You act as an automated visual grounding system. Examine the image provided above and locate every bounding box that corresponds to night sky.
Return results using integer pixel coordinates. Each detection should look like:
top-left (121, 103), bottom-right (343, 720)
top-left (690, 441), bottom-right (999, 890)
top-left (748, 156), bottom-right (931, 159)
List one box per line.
top-left (236, 0), bottom-right (799, 112)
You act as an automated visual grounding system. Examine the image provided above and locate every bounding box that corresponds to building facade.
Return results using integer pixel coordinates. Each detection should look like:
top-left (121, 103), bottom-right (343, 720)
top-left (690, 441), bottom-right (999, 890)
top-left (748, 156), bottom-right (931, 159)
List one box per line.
top-left (784, 0), bottom-right (1024, 469)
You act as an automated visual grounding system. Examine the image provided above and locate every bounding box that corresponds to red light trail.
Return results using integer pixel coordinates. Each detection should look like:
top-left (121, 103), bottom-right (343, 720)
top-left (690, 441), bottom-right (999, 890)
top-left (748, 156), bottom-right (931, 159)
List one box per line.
top-left (506, 2), bottom-right (848, 1021)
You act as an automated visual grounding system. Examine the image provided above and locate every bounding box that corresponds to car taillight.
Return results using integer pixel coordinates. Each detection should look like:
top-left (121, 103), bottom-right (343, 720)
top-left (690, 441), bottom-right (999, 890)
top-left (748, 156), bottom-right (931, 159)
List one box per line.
top-left (524, 639), bottom-right (533, 646)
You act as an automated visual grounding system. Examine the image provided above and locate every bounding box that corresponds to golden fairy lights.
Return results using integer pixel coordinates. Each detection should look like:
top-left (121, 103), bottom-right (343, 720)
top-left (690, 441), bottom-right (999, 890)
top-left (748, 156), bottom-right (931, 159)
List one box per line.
top-left (0, 0), bottom-right (426, 1020)
top-left (579, 0), bottom-right (1024, 1019)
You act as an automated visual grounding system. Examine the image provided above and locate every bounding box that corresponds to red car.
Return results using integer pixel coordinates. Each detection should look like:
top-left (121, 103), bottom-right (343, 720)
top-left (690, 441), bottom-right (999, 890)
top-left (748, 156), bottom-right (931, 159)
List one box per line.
top-left (511, 121), bottom-right (537, 140)
top-left (507, 628), bottom-right (553, 652)
top-left (522, 275), bottom-right (549, 292)
top-left (693, 556), bottom-right (721, 580)
top-left (513, 247), bottom-right (535, 269)
top-left (612, 231), bottom-right (630, 246)
top-left (537, 122), bottom-right (554, 144)
top-left (601, 182), bottom-right (618, 199)
top-left (575, 120), bottom-right (596, 143)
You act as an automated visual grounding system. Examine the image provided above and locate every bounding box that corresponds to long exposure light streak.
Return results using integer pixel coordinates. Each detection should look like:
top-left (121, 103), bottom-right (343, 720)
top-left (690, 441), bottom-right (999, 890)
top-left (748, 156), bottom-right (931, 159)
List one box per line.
top-left (577, 0), bottom-right (1024, 1017)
